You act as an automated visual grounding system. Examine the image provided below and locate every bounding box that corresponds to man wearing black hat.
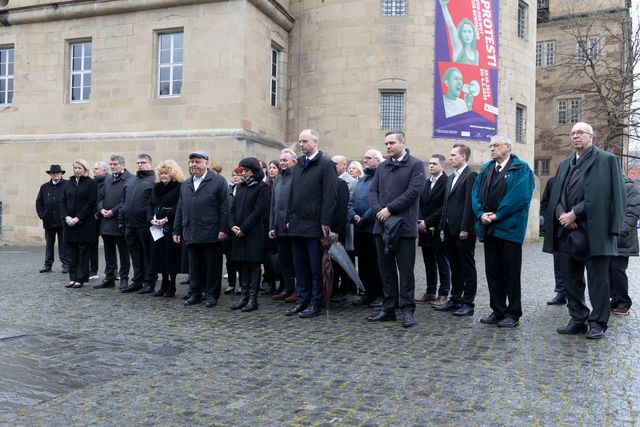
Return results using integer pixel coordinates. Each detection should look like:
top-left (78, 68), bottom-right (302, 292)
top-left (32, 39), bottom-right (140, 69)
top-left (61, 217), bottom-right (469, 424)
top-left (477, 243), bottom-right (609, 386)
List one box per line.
top-left (174, 151), bottom-right (230, 308)
top-left (35, 165), bottom-right (70, 273)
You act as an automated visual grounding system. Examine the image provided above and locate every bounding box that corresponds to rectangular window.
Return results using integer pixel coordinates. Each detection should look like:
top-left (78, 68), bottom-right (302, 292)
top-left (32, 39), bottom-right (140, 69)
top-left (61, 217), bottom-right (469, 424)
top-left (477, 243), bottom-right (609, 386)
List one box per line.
top-left (515, 104), bottom-right (526, 144)
top-left (0, 46), bottom-right (14, 105)
top-left (270, 48), bottom-right (279, 107)
top-left (158, 32), bottom-right (183, 97)
top-left (382, 0), bottom-right (406, 17)
top-left (69, 41), bottom-right (91, 102)
top-left (557, 99), bottom-right (580, 124)
top-left (517, 1), bottom-right (528, 40)
top-left (534, 159), bottom-right (550, 176)
top-left (535, 41), bottom-right (555, 68)
top-left (537, 0), bottom-right (548, 8)
top-left (576, 36), bottom-right (599, 63)
top-left (380, 91), bottom-right (404, 130)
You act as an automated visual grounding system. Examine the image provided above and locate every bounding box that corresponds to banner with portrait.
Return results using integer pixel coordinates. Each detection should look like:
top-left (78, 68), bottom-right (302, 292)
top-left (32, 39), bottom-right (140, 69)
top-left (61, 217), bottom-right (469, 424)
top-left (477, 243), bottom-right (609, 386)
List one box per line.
top-left (433, 0), bottom-right (499, 141)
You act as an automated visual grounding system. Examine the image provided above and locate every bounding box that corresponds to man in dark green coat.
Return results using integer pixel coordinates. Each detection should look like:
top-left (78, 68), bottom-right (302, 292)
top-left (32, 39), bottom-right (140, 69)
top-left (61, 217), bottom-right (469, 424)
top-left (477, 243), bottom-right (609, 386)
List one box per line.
top-left (543, 122), bottom-right (625, 340)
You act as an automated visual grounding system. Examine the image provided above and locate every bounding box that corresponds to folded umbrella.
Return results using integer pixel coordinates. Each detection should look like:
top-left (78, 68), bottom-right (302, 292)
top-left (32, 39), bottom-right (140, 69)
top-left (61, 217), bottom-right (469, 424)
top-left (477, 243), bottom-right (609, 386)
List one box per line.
top-left (328, 241), bottom-right (365, 294)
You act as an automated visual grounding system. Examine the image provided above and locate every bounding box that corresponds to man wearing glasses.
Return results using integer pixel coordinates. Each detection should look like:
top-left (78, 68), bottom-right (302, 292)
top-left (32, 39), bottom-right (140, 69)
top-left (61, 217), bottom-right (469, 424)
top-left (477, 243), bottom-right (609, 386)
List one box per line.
top-left (120, 154), bottom-right (157, 294)
top-left (543, 122), bottom-right (625, 339)
top-left (471, 135), bottom-right (534, 328)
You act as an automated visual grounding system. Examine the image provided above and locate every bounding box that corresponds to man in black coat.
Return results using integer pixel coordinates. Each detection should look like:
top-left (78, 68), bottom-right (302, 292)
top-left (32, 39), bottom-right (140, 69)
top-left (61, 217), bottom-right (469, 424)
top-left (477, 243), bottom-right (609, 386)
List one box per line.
top-left (96, 154), bottom-right (132, 289)
top-left (120, 153), bottom-right (157, 294)
top-left (540, 176), bottom-right (566, 305)
top-left (435, 143), bottom-right (478, 317)
top-left (89, 161), bottom-right (108, 280)
top-left (417, 154), bottom-right (450, 305)
top-left (174, 151), bottom-right (230, 308)
top-left (35, 164), bottom-right (69, 273)
top-left (367, 130), bottom-right (426, 328)
top-left (285, 129), bottom-right (338, 318)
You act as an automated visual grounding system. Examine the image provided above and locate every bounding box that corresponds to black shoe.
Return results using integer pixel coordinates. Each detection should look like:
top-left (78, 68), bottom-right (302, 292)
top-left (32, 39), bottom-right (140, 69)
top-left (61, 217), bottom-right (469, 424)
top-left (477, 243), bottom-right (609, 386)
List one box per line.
top-left (367, 311), bottom-right (397, 322)
top-left (121, 282), bottom-right (143, 293)
top-left (557, 320), bottom-right (588, 335)
top-left (61, 266), bottom-right (70, 274)
top-left (39, 266), bottom-right (52, 273)
top-left (547, 293), bottom-right (567, 305)
top-left (402, 312), bottom-right (415, 328)
top-left (184, 294), bottom-right (203, 306)
top-left (94, 280), bottom-right (115, 289)
top-left (204, 296), bottom-right (218, 308)
top-left (299, 305), bottom-right (322, 318)
top-left (497, 317), bottom-right (519, 328)
top-left (368, 297), bottom-right (383, 308)
top-left (138, 284), bottom-right (155, 294)
top-left (452, 304), bottom-right (474, 317)
top-left (586, 326), bottom-right (605, 340)
top-left (480, 312), bottom-right (502, 325)
top-left (352, 295), bottom-right (368, 306)
top-left (119, 278), bottom-right (129, 290)
top-left (433, 300), bottom-right (460, 312)
top-left (331, 293), bottom-right (347, 303)
top-left (285, 304), bottom-right (307, 316)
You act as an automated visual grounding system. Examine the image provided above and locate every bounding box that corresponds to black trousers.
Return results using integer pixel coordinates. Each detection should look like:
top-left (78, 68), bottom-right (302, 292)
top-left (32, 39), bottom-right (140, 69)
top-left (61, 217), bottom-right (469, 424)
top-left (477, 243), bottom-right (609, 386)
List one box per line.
top-left (420, 241), bottom-right (451, 296)
top-left (102, 234), bottom-right (130, 282)
top-left (125, 226), bottom-right (155, 285)
top-left (444, 229), bottom-right (477, 307)
top-left (609, 255), bottom-right (632, 309)
top-left (89, 223), bottom-right (100, 275)
top-left (188, 242), bottom-right (223, 299)
top-left (560, 253), bottom-right (610, 330)
top-left (483, 235), bottom-right (522, 320)
top-left (67, 241), bottom-right (90, 283)
top-left (375, 236), bottom-right (416, 314)
top-left (276, 236), bottom-right (296, 294)
top-left (291, 237), bottom-right (323, 307)
top-left (552, 252), bottom-right (565, 295)
top-left (44, 227), bottom-right (68, 268)
top-left (354, 232), bottom-right (382, 300)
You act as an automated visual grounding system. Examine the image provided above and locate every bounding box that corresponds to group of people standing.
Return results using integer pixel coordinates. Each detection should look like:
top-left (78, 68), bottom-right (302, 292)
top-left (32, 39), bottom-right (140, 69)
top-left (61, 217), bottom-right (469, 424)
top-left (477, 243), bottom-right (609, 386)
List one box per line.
top-left (35, 122), bottom-right (635, 338)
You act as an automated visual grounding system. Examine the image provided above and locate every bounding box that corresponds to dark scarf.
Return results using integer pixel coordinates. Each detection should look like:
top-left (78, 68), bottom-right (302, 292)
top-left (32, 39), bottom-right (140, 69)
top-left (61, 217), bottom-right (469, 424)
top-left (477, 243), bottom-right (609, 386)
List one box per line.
top-left (241, 175), bottom-right (260, 187)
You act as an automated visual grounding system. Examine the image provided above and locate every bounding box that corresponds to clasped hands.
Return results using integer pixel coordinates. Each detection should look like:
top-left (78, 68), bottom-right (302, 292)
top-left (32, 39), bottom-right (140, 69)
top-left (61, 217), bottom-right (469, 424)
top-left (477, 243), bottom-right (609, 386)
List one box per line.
top-left (558, 210), bottom-right (578, 230)
top-left (65, 216), bottom-right (79, 227)
top-left (480, 212), bottom-right (497, 225)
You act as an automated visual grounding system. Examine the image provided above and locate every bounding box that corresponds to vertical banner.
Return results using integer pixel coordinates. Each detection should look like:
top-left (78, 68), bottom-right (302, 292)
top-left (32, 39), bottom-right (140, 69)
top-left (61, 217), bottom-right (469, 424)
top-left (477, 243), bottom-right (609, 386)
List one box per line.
top-left (433, 0), bottom-right (499, 141)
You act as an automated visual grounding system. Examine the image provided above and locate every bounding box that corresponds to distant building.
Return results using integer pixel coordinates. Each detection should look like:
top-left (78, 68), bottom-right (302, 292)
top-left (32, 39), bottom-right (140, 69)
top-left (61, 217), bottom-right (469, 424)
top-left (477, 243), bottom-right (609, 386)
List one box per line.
top-left (0, 0), bottom-right (536, 242)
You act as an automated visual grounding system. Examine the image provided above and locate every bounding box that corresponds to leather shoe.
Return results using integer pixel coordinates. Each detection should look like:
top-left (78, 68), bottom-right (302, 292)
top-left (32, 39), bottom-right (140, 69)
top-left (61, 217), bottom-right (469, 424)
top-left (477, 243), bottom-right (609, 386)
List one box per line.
top-left (283, 292), bottom-right (297, 303)
top-left (368, 297), bottom-right (383, 308)
top-left (480, 312), bottom-right (502, 324)
top-left (415, 293), bottom-right (436, 303)
top-left (434, 300), bottom-right (459, 312)
top-left (94, 280), bottom-right (115, 289)
top-left (121, 282), bottom-right (143, 293)
top-left (557, 320), bottom-right (588, 335)
top-left (272, 291), bottom-right (291, 301)
top-left (585, 326), bottom-right (605, 340)
top-left (138, 284), bottom-right (155, 294)
top-left (367, 311), bottom-right (397, 322)
top-left (299, 305), bottom-right (322, 318)
top-left (285, 304), bottom-right (307, 316)
top-left (118, 278), bottom-right (129, 290)
top-left (39, 266), bottom-right (52, 273)
top-left (184, 294), bottom-right (203, 306)
top-left (547, 293), bottom-right (567, 305)
top-left (204, 296), bottom-right (218, 308)
top-left (402, 311), bottom-right (415, 328)
top-left (452, 304), bottom-right (474, 316)
top-left (497, 317), bottom-right (519, 328)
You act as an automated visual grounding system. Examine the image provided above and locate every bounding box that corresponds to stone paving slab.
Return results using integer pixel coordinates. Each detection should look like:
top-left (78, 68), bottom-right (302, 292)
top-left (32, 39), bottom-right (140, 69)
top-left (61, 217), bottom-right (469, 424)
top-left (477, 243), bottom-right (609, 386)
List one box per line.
top-left (0, 243), bottom-right (638, 426)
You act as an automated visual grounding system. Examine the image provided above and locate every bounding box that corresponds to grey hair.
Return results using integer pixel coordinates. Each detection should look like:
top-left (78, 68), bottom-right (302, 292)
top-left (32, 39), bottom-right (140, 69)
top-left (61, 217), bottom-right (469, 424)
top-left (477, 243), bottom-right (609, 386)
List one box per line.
top-left (109, 154), bottom-right (125, 165)
top-left (280, 148), bottom-right (298, 162)
top-left (366, 149), bottom-right (384, 162)
top-left (490, 135), bottom-right (513, 148)
top-left (94, 161), bottom-right (109, 173)
top-left (574, 122), bottom-right (594, 134)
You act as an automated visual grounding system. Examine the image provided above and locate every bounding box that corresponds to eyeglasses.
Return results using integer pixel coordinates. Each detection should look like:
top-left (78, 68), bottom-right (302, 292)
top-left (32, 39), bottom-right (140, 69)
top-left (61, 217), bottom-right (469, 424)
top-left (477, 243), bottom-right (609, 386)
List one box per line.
top-left (570, 130), bottom-right (591, 137)
top-left (488, 143), bottom-right (505, 149)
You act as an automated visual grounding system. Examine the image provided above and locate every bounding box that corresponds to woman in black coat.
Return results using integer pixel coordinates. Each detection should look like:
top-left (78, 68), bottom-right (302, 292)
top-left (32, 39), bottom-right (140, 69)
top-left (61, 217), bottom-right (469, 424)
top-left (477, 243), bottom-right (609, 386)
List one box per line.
top-left (61, 159), bottom-right (98, 288)
top-left (229, 157), bottom-right (270, 312)
top-left (149, 159), bottom-right (185, 297)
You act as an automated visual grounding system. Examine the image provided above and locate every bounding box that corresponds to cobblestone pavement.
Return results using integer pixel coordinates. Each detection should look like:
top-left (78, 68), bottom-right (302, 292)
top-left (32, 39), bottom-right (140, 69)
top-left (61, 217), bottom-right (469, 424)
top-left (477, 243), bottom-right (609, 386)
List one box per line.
top-left (0, 242), bottom-right (638, 426)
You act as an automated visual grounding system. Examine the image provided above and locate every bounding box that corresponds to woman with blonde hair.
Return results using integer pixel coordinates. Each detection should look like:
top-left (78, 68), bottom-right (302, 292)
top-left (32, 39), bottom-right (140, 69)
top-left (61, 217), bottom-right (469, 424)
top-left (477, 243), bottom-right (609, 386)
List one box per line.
top-left (61, 159), bottom-right (98, 288)
top-left (149, 159), bottom-right (186, 297)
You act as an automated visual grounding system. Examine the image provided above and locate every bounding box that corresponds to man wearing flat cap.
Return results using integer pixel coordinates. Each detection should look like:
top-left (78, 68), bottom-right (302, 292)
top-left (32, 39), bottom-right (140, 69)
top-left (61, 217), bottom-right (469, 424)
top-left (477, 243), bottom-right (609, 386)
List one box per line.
top-left (174, 151), bottom-right (230, 308)
top-left (36, 165), bottom-right (70, 273)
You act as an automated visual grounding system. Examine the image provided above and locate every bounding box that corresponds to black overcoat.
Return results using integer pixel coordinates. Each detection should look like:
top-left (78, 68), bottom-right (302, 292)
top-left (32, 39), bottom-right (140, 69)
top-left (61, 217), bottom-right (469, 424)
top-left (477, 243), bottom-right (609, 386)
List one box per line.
top-left (149, 180), bottom-right (183, 274)
top-left (60, 176), bottom-right (98, 243)
top-left (35, 179), bottom-right (67, 229)
top-left (230, 180), bottom-right (270, 263)
top-left (97, 169), bottom-right (132, 236)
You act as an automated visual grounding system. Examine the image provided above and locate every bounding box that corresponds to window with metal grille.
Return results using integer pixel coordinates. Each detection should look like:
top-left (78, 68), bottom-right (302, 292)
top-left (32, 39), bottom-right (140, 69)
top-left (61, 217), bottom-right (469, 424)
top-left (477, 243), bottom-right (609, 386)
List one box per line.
top-left (534, 159), bottom-right (550, 176)
top-left (270, 48), bottom-right (279, 107)
top-left (515, 104), bottom-right (526, 144)
top-left (537, 0), bottom-right (548, 8)
top-left (158, 32), bottom-right (183, 97)
top-left (382, 0), bottom-right (406, 17)
top-left (576, 37), bottom-right (599, 63)
top-left (0, 46), bottom-right (13, 105)
top-left (517, 1), bottom-right (528, 39)
top-left (380, 91), bottom-right (404, 130)
top-left (536, 41), bottom-right (555, 67)
top-left (69, 41), bottom-right (91, 102)
top-left (557, 99), bottom-right (580, 124)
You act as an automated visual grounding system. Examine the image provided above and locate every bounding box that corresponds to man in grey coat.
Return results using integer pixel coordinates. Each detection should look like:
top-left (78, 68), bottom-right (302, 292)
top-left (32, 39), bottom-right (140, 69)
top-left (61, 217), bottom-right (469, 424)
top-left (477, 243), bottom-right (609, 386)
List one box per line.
top-left (543, 122), bottom-right (626, 339)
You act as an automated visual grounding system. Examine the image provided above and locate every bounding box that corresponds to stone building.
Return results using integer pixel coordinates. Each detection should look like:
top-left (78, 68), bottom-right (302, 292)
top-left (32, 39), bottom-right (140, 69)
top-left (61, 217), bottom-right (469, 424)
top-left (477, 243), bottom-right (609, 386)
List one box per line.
top-left (534, 0), bottom-right (632, 191)
top-left (0, 0), bottom-right (537, 242)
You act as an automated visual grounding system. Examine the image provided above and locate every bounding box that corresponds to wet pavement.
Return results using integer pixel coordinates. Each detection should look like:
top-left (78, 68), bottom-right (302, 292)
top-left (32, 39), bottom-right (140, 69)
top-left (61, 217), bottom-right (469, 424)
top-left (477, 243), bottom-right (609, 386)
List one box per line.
top-left (0, 243), bottom-right (638, 426)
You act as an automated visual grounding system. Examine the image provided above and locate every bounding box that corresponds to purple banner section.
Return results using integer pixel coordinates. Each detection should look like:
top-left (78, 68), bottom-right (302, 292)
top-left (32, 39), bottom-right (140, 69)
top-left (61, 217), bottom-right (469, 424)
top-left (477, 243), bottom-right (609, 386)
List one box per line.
top-left (433, 0), bottom-right (499, 141)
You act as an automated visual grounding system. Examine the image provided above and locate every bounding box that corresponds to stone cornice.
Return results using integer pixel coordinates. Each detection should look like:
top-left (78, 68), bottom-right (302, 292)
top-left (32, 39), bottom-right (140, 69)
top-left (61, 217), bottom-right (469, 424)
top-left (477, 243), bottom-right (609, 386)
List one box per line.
top-left (0, 129), bottom-right (288, 148)
top-left (0, 0), bottom-right (294, 32)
